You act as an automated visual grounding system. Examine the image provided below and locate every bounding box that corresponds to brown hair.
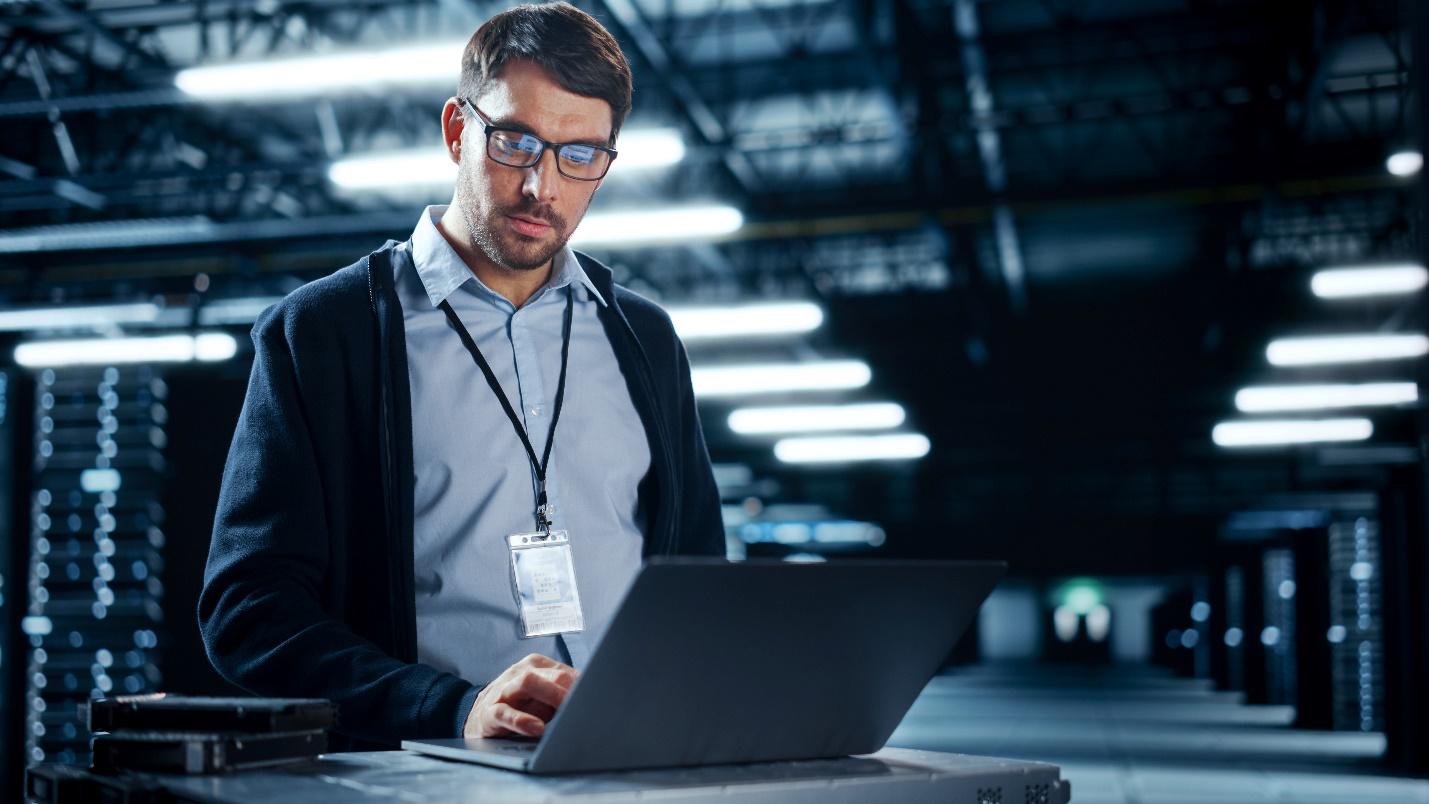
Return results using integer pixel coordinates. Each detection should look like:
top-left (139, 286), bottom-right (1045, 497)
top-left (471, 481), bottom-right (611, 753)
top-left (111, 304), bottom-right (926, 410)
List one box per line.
top-left (459, 2), bottom-right (633, 144)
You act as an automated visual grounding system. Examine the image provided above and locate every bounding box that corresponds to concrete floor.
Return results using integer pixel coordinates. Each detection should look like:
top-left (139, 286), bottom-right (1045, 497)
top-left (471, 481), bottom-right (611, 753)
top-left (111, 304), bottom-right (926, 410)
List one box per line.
top-left (888, 663), bottom-right (1429, 804)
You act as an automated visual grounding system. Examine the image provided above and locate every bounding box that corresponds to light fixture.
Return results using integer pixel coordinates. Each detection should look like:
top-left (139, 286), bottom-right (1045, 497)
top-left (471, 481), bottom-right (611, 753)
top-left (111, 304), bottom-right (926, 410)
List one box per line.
top-left (1386, 150), bottom-right (1423, 178)
top-left (328, 129), bottom-right (686, 190)
top-left (197, 297), bottom-right (285, 326)
top-left (1311, 263), bottom-right (1428, 299)
top-left (14, 333), bottom-right (238, 368)
top-left (773, 432), bottom-right (930, 464)
top-left (1266, 333), bottom-right (1429, 366)
top-left (1053, 606), bottom-right (1078, 642)
top-left (80, 468), bottom-right (122, 493)
top-left (691, 360), bottom-right (870, 398)
top-left (613, 129), bottom-right (687, 169)
top-left (328, 150), bottom-right (456, 190)
top-left (1085, 604), bottom-right (1110, 643)
top-left (0, 217), bottom-right (216, 254)
top-left (1211, 417), bottom-right (1373, 448)
top-left (571, 205), bottom-right (743, 247)
top-left (670, 301), bottom-right (823, 342)
top-left (1057, 580), bottom-right (1103, 615)
top-left (175, 41), bottom-right (465, 101)
top-left (0, 302), bottom-right (159, 332)
top-left (1234, 382), bottom-right (1418, 412)
top-left (728, 402), bottom-right (904, 435)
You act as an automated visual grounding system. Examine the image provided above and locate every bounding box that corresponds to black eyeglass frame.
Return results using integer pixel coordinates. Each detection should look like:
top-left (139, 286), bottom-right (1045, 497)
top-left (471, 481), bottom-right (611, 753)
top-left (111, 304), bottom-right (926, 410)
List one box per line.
top-left (460, 98), bottom-right (618, 181)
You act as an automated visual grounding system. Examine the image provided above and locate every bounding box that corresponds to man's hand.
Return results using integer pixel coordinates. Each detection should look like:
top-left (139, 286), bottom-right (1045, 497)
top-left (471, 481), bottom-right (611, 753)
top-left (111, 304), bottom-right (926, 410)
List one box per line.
top-left (463, 653), bottom-right (578, 738)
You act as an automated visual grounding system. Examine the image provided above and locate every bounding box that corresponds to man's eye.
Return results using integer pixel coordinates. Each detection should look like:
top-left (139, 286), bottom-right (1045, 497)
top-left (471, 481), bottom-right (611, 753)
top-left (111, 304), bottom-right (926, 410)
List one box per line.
top-left (493, 132), bottom-right (541, 156)
top-left (513, 134), bottom-right (543, 154)
top-left (561, 145), bottom-right (596, 165)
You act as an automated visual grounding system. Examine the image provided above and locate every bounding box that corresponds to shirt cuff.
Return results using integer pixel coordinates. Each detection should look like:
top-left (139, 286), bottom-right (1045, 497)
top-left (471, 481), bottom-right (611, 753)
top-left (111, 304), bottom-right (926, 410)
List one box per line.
top-left (454, 684), bottom-right (482, 737)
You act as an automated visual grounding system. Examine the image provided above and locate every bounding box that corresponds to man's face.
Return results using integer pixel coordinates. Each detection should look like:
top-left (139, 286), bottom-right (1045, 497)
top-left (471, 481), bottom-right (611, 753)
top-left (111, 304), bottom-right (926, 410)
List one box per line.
top-left (453, 59), bottom-right (612, 272)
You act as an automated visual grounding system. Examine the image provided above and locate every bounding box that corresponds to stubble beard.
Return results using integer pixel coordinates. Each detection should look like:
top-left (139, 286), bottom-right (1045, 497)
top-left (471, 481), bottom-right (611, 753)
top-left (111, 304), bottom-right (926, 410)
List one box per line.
top-left (456, 157), bottom-right (570, 273)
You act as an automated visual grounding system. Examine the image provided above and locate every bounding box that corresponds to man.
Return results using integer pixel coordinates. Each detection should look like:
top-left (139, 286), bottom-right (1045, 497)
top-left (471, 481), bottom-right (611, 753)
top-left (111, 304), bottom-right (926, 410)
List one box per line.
top-left (198, 1), bottom-right (724, 750)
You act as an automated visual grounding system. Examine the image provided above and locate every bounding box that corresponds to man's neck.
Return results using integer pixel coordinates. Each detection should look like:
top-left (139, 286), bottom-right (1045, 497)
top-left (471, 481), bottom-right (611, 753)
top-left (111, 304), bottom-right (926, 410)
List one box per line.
top-left (436, 206), bottom-right (551, 309)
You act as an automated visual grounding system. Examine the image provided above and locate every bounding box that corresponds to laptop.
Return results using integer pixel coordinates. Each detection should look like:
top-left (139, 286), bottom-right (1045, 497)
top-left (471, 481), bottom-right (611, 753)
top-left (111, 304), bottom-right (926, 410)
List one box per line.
top-left (403, 557), bottom-right (1005, 774)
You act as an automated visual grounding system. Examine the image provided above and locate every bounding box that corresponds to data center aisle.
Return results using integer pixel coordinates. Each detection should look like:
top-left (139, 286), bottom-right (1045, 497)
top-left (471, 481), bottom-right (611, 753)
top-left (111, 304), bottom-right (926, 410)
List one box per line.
top-left (889, 663), bottom-right (1429, 804)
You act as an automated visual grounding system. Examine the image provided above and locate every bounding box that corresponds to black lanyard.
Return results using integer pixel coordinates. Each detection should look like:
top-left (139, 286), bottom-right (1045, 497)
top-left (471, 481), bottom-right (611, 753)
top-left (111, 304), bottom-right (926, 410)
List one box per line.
top-left (438, 287), bottom-right (574, 533)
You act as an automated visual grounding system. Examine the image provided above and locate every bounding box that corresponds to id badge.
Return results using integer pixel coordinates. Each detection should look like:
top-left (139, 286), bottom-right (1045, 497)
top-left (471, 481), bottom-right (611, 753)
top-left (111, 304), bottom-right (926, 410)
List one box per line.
top-left (507, 530), bottom-right (585, 638)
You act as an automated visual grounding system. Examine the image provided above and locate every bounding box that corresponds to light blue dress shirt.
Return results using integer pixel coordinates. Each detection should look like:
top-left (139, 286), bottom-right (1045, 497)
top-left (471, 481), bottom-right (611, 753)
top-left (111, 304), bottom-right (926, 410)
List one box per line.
top-left (394, 205), bottom-right (650, 686)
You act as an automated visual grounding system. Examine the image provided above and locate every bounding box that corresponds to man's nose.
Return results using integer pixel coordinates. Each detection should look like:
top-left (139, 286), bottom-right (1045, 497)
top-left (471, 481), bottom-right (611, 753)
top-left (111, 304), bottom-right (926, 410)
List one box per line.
top-left (520, 148), bottom-right (560, 204)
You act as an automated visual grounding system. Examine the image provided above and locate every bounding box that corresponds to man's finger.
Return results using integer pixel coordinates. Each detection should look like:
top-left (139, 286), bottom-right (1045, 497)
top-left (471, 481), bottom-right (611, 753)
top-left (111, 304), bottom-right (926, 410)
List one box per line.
top-left (507, 672), bottom-right (571, 709)
top-left (509, 699), bottom-right (556, 722)
top-left (490, 702), bottom-right (544, 737)
top-left (521, 653), bottom-right (559, 669)
top-left (535, 665), bottom-right (579, 690)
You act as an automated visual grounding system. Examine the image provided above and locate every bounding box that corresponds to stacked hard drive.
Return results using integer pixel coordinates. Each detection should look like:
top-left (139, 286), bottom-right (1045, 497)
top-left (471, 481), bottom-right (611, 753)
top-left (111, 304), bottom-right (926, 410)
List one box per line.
top-left (26, 696), bottom-right (334, 803)
top-left (87, 695), bottom-right (335, 774)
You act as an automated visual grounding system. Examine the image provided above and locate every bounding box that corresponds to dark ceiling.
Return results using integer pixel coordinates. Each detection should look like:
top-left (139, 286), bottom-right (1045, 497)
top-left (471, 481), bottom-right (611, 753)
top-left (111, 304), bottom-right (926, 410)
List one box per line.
top-left (0, 0), bottom-right (1421, 575)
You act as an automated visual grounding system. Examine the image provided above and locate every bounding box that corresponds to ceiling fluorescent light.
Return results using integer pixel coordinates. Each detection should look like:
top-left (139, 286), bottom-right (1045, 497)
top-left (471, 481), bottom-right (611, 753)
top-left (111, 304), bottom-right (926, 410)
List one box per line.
top-left (774, 433), bottom-right (930, 464)
top-left (0, 213), bottom-right (417, 255)
top-left (197, 297), bottom-right (285, 326)
top-left (328, 129), bottom-right (685, 190)
top-left (0, 302), bottom-right (159, 332)
top-left (1235, 382), bottom-right (1418, 413)
top-left (615, 128), bottom-right (686, 168)
top-left (1386, 150), bottom-right (1423, 178)
top-left (1311, 263), bottom-right (1428, 299)
top-left (328, 150), bottom-right (455, 190)
top-left (14, 333), bottom-right (238, 368)
top-left (1211, 418), bottom-right (1373, 448)
top-left (670, 301), bottom-right (823, 341)
top-left (175, 41), bottom-right (465, 101)
top-left (1266, 333), bottom-right (1429, 366)
top-left (729, 402), bottom-right (905, 435)
top-left (0, 217), bottom-right (215, 254)
top-left (571, 205), bottom-right (742, 247)
top-left (691, 360), bottom-right (870, 398)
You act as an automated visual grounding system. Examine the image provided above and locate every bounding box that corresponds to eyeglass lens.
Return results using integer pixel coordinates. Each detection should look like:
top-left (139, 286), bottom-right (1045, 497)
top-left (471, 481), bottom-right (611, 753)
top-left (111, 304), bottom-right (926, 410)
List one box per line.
top-left (488, 130), bottom-right (609, 180)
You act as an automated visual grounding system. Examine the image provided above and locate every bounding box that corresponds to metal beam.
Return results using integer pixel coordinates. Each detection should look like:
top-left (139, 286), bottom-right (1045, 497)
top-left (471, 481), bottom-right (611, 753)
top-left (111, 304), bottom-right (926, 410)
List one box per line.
top-left (593, 0), bottom-right (762, 194)
top-left (33, 0), bottom-right (169, 71)
top-left (954, 0), bottom-right (1026, 312)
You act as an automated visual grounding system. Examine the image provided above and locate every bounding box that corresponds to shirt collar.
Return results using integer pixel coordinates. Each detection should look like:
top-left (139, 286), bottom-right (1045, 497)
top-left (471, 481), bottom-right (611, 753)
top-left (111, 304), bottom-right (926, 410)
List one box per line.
top-left (409, 204), bottom-right (607, 309)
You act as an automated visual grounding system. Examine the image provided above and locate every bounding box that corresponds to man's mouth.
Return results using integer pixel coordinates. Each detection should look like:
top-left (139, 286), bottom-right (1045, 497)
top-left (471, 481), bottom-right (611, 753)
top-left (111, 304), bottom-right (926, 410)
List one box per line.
top-left (507, 214), bottom-right (552, 237)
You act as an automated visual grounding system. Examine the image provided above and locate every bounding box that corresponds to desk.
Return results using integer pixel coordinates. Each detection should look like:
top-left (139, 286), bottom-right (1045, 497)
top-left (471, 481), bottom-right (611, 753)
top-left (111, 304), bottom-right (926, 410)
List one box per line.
top-left (137, 747), bottom-right (1069, 802)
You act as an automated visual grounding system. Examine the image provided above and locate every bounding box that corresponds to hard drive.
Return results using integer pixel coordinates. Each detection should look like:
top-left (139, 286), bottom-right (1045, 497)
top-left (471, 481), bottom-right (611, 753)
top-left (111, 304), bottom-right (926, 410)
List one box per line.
top-left (26, 763), bottom-right (170, 803)
top-left (88, 695), bottom-right (334, 735)
top-left (90, 730), bottom-right (326, 775)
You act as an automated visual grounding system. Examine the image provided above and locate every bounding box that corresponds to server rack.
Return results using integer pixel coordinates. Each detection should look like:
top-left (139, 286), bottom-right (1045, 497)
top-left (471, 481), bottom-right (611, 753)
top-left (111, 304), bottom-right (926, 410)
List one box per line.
top-left (23, 367), bottom-right (168, 766)
top-left (1222, 565), bottom-right (1245, 692)
top-left (1327, 517), bottom-right (1384, 733)
top-left (2, 368), bottom-right (27, 800)
top-left (1262, 548), bottom-right (1296, 706)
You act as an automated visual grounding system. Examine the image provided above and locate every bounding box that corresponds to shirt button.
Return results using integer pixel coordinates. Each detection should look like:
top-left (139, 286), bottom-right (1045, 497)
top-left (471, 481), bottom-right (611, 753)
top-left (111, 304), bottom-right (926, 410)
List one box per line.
top-left (530, 406), bottom-right (543, 417)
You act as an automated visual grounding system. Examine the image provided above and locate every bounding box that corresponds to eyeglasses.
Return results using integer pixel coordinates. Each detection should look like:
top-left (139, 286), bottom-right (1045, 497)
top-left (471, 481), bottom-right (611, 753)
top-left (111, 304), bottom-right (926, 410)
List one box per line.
top-left (461, 98), bottom-right (618, 181)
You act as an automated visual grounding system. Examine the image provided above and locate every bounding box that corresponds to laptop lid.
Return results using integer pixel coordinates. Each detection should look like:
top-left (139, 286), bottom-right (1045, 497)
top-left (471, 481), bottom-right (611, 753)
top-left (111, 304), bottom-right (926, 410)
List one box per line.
top-left (511, 557), bottom-right (1004, 773)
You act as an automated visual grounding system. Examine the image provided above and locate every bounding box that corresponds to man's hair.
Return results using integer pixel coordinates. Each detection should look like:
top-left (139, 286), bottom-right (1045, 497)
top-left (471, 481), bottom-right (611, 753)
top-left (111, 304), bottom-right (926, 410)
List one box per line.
top-left (459, 2), bottom-right (633, 144)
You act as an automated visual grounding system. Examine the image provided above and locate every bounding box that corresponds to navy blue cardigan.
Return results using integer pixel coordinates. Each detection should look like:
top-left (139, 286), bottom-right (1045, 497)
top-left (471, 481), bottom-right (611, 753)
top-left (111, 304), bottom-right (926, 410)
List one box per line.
top-left (197, 243), bottom-right (724, 748)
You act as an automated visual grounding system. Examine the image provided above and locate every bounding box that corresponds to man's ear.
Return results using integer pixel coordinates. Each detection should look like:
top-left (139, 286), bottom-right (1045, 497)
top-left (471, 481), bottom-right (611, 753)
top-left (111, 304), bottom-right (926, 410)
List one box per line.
top-left (441, 98), bottom-right (464, 164)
